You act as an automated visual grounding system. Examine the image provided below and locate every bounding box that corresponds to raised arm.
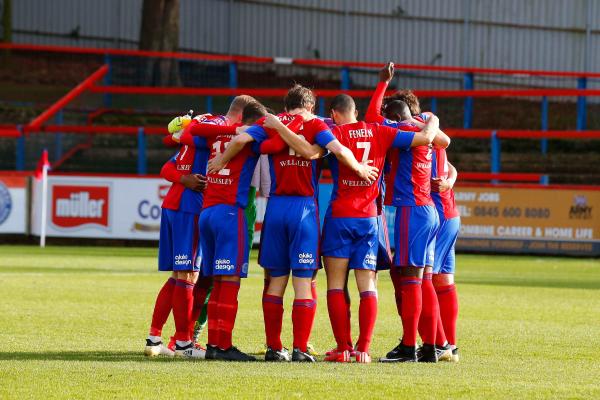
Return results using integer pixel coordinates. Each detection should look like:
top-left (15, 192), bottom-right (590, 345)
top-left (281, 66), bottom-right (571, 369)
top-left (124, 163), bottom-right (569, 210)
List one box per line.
top-left (365, 62), bottom-right (394, 123)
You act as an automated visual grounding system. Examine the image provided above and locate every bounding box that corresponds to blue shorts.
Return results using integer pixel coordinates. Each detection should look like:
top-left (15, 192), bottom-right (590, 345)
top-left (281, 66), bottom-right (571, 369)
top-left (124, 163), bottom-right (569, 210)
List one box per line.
top-left (376, 211), bottom-right (393, 271)
top-left (199, 204), bottom-right (249, 278)
top-left (158, 208), bottom-right (201, 272)
top-left (321, 216), bottom-right (378, 271)
top-left (433, 216), bottom-right (460, 274)
top-left (393, 205), bottom-right (440, 268)
top-left (259, 196), bottom-right (320, 277)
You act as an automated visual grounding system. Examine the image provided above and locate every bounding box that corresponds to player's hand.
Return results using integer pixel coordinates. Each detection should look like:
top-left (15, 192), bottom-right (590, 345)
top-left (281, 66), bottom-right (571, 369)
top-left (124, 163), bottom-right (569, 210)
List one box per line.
top-left (262, 113), bottom-right (285, 130)
top-left (196, 174), bottom-right (208, 192)
top-left (235, 125), bottom-right (249, 135)
top-left (167, 116), bottom-right (189, 134)
top-left (431, 177), bottom-right (452, 192)
top-left (356, 160), bottom-right (379, 184)
top-left (180, 174), bottom-right (205, 192)
top-left (379, 62), bottom-right (394, 83)
top-left (207, 155), bottom-right (226, 175)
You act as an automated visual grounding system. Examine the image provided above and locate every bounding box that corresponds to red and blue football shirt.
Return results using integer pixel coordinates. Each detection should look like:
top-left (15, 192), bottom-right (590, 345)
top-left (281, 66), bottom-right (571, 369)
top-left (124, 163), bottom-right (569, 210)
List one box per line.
top-left (380, 116), bottom-right (435, 207)
top-left (246, 114), bottom-right (336, 198)
top-left (161, 115), bottom-right (229, 214)
top-left (431, 147), bottom-right (460, 219)
top-left (201, 126), bottom-right (264, 210)
top-left (328, 121), bottom-right (414, 218)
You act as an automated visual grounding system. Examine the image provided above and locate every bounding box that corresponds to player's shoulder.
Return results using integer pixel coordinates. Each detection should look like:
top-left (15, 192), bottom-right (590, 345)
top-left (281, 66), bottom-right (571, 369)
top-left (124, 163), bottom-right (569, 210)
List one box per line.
top-left (397, 121), bottom-right (420, 132)
top-left (306, 116), bottom-right (330, 132)
top-left (201, 114), bottom-right (229, 126)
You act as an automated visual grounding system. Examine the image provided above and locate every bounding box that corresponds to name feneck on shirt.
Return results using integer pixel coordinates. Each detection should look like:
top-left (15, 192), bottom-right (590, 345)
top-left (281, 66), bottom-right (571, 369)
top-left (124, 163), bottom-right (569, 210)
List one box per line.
top-left (348, 128), bottom-right (373, 138)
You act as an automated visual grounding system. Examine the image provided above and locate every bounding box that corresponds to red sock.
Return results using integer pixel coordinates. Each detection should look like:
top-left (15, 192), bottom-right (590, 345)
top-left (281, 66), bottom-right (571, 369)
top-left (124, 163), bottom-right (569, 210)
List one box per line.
top-left (356, 291), bottom-right (378, 353)
top-left (207, 280), bottom-right (222, 346)
top-left (418, 273), bottom-right (439, 345)
top-left (262, 294), bottom-right (284, 351)
top-left (292, 299), bottom-right (316, 353)
top-left (149, 277), bottom-right (176, 336)
top-left (217, 281), bottom-right (240, 350)
top-left (436, 283), bottom-right (458, 346)
top-left (327, 289), bottom-right (351, 351)
top-left (308, 279), bottom-right (318, 337)
top-left (311, 279), bottom-right (318, 302)
top-left (390, 267), bottom-right (403, 317)
top-left (344, 287), bottom-right (353, 348)
top-left (400, 275), bottom-right (422, 347)
top-left (436, 313), bottom-right (447, 346)
top-left (188, 275), bottom-right (212, 337)
top-left (172, 279), bottom-right (194, 342)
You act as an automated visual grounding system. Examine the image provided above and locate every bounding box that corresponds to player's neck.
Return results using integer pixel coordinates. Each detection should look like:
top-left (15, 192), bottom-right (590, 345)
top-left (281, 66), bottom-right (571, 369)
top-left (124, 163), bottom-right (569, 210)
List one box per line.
top-left (335, 116), bottom-right (358, 125)
top-left (224, 113), bottom-right (239, 125)
top-left (288, 108), bottom-right (314, 121)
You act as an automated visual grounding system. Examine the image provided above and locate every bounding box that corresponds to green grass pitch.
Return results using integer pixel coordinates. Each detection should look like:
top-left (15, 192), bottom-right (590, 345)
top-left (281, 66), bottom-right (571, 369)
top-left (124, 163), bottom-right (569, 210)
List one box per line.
top-left (0, 245), bottom-right (598, 399)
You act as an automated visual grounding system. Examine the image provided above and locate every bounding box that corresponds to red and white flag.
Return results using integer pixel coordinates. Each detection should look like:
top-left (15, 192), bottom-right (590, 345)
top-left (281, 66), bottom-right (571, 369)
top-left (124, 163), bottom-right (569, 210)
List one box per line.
top-left (34, 149), bottom-right (51, 180)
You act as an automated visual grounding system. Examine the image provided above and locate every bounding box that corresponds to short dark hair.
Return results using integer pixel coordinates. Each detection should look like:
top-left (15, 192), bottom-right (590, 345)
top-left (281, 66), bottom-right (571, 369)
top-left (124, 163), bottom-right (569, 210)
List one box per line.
top-left (383, 89), bottom-right (421, 115)
top-left (284, 84), bottom-right (316, 111)
top-left (242, 101), bottom-right (267, 124)
top-left (329, 94), bottom-right (355, 114)
top-left (383, 100), bottom-right (411, 121)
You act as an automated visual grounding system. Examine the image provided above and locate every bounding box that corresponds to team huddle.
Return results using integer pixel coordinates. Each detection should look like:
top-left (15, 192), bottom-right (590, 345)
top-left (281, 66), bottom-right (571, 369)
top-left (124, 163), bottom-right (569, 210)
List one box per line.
top-left (144, 62), bottom-right (461, 363)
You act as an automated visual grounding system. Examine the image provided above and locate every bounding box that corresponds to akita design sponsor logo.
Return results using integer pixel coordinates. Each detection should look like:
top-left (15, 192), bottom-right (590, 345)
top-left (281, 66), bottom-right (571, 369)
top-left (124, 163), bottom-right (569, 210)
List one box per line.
top-left (364, 254), bottom-right (377, 266)
top-left (298, 253), bottom-right (314, 264)
top-left (215, 259), bottom-right (234, 270)
top-left (175, 254), bottom-right (192, 266)
top-left (52, 185), bottom-right (109, 228)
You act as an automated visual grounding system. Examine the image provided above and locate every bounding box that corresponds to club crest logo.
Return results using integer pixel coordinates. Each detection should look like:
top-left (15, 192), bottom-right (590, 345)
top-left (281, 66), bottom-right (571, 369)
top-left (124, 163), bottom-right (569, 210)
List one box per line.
top-left (0, 182), bottom-right (12, 225)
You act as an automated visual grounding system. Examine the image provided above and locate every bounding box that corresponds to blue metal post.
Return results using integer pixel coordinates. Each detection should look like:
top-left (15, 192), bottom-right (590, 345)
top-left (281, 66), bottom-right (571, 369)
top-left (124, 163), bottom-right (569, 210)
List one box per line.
top-left (205, 96), bottom-right (213, 114)
top-left (137, 127), bottom-right (147, 175)
top-left (103, 53), bottom-right (112, 108)
top-left (229, 62), bottom-right (238, 88)
top-left (318, 97), bottom-right (326, 117)
top-left (576, 77), bottom-right (587, 130)
top-left (430, 97), bottom-right (438, 114)
top-left (341, 67), bottom-right (350, 90)
top-left (229, 62), bottom-right (238, 103)
top-left (540, 175), bottom-right (550, 185)
top-left (541, 96), bottom-right (548, 155)
top-left (463, 72), bottom-right (474, 129)
top-left (16, 125), bottom-right (25, 171)
top-left (54, 110), bottom-right (63, 162)
top-left (491, 130), bottom-right (500, 174)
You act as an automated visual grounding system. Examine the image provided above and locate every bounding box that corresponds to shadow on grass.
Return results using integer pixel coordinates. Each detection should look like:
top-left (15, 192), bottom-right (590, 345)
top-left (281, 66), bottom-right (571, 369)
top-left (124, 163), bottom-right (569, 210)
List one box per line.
top-left (0, 351), bottom-right (266, 362)
top-left (0, 351), bottom-right (175, 362)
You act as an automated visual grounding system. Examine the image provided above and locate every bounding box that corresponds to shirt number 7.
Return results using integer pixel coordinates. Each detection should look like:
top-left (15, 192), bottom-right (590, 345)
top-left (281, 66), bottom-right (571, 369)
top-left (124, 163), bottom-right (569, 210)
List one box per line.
top-left (357, 142), bottom-right (371, 163)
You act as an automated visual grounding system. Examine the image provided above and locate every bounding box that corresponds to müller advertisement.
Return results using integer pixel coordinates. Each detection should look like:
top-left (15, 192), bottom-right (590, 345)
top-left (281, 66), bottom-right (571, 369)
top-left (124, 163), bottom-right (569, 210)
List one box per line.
top-left (454, 186), bottom-right (599, 256)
